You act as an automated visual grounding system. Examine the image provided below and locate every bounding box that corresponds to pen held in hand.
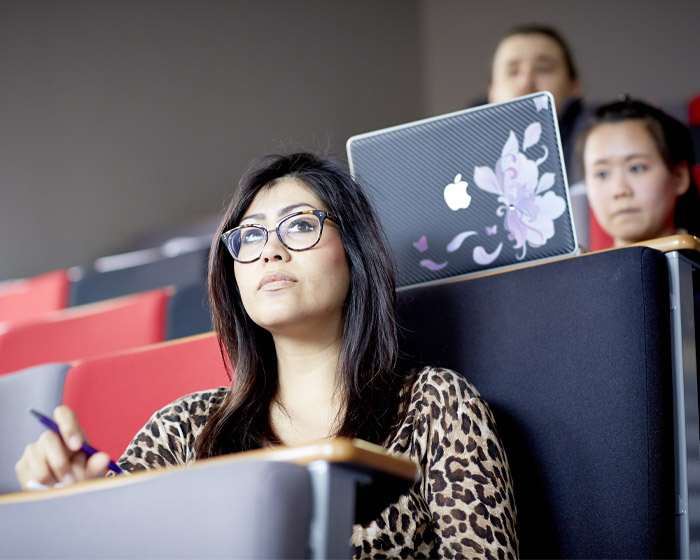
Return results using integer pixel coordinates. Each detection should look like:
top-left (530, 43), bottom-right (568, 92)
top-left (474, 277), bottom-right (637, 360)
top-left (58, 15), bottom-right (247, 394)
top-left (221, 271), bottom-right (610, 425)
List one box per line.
top-left (29, 409), bottom-right (123, 475)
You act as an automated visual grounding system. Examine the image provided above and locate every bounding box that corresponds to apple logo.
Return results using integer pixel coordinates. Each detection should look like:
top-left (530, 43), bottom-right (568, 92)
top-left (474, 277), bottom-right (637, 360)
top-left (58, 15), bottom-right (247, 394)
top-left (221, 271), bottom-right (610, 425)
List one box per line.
top-left (444, 173), bottom-right (471, 211)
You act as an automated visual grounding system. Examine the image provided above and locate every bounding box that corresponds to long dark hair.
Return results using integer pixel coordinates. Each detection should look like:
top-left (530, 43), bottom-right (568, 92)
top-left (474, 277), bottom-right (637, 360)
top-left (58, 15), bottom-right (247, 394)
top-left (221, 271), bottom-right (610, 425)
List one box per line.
top-left (577, 96), bottom-right (700, 237)
top-left (196, 152), bottom-right (410, 457)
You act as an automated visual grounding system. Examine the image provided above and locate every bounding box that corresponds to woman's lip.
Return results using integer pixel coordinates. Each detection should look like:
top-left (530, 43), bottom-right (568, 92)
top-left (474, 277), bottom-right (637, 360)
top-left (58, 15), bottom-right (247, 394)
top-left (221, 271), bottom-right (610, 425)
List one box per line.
top-left (613, 208), bottom-right (639, 218)
top-left (258, 273), bottom-right (297, 291)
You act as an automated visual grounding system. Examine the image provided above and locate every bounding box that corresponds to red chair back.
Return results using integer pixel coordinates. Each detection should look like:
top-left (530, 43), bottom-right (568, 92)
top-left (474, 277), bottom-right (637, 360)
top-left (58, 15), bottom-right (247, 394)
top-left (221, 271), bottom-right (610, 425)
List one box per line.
top-left (588, 207), bottom-right (614, 251)
top-left (0, 270), bottom-right (69, 322)
top-left (689, 92), bottom-right (700, 126)
top-left (0, 289), bottom-right (169, 375)
top-left (61, 333), bottom-right (230, 460)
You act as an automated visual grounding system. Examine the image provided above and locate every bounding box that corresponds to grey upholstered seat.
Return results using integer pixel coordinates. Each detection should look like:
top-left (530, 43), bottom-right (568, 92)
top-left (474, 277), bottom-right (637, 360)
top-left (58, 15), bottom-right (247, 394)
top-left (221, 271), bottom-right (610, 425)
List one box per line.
top-left (397, 246), bottom-right (676, 558)
top-left (166, 280), bottom-right (212, 339)
top-left (69, 246), bottom-right (209, 306)
top-left (0, 363), bottom-right (70, 494)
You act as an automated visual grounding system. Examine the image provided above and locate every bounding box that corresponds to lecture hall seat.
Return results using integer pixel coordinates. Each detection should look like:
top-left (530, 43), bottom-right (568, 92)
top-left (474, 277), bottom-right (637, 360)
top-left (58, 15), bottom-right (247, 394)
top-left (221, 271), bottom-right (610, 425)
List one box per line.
top-left (0, 270), bottom-right (69, 323)
top-left (165, 280), bottom-right (212, 339)
top-left (69, 245), bottom-right (209, 306)
top-left (396, 244), bottom-right (676, 558)
top-left (689, 92), bottom-right (700, 127)
top-left (0, 363), bottom-right (71, 494)
top-left (0, 289), bottom-right (169, 375)
top-left (61, 333), bottom-right (229, 461)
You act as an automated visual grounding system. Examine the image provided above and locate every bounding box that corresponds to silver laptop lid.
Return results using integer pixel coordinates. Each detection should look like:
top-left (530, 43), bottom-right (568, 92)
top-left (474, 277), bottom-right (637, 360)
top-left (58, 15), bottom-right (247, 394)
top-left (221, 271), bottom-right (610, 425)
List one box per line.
top-left (347, 92), bottom-right (577, 288)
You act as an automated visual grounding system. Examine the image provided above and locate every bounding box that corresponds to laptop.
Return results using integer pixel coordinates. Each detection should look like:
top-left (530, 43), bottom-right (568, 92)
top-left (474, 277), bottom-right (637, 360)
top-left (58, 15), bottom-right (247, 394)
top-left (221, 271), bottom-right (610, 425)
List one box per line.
top-left (347, 92), bottom-right (578, 288)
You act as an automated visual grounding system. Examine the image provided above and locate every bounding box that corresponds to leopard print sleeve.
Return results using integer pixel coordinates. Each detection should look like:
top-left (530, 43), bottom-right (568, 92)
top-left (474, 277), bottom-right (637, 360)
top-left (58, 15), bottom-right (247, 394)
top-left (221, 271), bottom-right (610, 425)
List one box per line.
top-left (417, 367), bottom-right (518, 558)
top-left (112, 387), bottom-right (229, 474)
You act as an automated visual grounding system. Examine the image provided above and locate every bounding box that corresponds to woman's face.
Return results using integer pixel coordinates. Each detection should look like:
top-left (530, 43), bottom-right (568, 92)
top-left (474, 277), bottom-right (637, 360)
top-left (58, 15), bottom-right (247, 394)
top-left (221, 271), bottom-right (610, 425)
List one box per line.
top-left (233, 179), bottom-right (350, 339)
top-left (584, 119), bottom-right (689, 246)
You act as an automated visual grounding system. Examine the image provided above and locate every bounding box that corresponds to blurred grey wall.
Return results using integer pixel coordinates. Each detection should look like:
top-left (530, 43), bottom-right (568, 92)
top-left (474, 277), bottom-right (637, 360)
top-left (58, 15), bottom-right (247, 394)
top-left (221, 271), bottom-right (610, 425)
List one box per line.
top-left (2, 0), bottom-right (699, 282)
top-left (0, 0), bottom-right (425, 280)
top-left (421, 0), bottom-right (700, 115)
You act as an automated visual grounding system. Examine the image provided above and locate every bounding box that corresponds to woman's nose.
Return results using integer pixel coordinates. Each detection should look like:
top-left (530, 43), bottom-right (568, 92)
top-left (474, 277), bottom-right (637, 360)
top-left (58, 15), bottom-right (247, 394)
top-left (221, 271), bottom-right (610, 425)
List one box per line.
top-left (261, 230), bottom-right (290, 262)
top-left (611, 173), bottom-right (633, 198)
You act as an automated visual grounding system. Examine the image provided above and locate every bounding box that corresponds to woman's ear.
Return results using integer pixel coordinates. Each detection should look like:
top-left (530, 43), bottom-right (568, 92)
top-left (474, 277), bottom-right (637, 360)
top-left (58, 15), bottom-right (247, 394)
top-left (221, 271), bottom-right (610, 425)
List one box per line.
top-left (672, 161), bottom-right (691, 197)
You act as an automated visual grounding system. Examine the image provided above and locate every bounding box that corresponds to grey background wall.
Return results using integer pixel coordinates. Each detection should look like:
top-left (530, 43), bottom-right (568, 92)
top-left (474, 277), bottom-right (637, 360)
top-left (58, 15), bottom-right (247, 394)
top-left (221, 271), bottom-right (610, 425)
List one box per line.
top-left (0, 0), bottom-right (425, 280)
top-left (421, 0), bottom-right (700, 116)
top-left (1, 0), bottom-right (699, 281)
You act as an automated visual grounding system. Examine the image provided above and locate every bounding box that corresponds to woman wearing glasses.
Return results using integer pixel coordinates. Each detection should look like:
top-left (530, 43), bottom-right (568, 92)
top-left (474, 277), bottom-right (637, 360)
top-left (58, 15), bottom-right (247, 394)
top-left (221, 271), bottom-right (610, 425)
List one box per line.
top-left (16, 153), bottom-right (518, 558)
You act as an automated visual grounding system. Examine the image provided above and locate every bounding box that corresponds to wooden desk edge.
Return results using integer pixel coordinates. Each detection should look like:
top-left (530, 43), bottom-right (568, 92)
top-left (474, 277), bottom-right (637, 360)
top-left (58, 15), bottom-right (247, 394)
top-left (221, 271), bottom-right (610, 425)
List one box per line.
top-left (627, 234), bottom-right (700, 253)
top-left (0, 438), bottom-right (418, 504)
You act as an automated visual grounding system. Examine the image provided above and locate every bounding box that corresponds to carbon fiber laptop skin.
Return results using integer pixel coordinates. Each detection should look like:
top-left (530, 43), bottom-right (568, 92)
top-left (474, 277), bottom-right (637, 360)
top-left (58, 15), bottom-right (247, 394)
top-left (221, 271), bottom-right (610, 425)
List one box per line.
top-left (347, 92), bottom-right (577, 288)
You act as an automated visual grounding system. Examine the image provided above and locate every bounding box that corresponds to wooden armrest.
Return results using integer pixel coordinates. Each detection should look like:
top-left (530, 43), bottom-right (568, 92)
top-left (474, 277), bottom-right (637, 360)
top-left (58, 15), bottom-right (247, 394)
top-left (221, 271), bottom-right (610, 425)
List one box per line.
top-left (627, 234), bottom-right (700, 254)
top-left (0, 437), bottom-right (418, 504)
top-left (208, 437), bottom-right (419, 481)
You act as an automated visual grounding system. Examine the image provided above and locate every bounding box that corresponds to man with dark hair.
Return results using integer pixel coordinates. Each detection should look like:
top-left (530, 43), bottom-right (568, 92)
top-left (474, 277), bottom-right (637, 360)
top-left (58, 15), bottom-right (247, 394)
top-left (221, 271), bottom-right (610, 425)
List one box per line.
top-left (489, 25), bottom-right (585, 173)
top-left (488, 25), bottom-right (580, 114)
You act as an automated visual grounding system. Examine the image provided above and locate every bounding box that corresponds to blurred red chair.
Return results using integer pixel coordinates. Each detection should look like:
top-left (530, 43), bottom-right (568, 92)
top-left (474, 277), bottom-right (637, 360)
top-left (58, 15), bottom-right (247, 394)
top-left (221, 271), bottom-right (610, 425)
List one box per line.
top-left (61, 333), bottom-right (229, 460)
top-left (0, 289), bottom-right (169, 375)
top-left (688, 92), bottom-right (700, 126)
top-left (0, 270), bottom-right (69, 323)
top-left (588, 207), bottom-right (614, 251)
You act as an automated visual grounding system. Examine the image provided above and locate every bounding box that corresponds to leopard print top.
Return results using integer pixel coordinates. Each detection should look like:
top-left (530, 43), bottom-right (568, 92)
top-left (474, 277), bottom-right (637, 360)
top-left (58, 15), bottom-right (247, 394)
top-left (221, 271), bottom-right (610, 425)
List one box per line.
top-left (115, 366), bottom-right (518, 558)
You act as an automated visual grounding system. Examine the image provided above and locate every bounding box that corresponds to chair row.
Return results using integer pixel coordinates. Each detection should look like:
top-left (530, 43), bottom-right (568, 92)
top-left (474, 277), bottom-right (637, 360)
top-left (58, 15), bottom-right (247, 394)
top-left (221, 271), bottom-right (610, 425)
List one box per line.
top-left (0, 240), bottom-right (695, 557)
top-left (0, 282), bottom-right (212, 376)
top-left (0, 240), bottom-right (210, 323)
top-left (0, 333), bottom-right (229, 494)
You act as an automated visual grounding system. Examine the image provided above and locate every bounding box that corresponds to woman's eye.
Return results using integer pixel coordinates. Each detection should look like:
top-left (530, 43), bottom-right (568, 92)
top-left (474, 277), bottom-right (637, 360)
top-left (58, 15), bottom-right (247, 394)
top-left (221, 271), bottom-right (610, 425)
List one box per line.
top-left (241, 228), bottom-right (265, 244)
top-left (629, 164), bottom-right (647, 174)
top-left (287, 218), bottom-right (317, 234)
top-left (594, 170), bottom-right (609, 180)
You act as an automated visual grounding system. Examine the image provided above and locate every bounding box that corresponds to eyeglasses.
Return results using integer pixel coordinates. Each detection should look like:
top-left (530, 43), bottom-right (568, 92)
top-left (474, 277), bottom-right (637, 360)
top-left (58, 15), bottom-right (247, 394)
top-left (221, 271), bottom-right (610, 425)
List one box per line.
top-left (221, 209), bottom-right (340, 263)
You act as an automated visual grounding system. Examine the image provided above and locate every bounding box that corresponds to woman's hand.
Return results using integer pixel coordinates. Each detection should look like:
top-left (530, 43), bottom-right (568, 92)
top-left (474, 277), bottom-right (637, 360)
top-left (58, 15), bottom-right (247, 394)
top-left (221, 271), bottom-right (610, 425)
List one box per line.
top-left (15, 405), bottom-right (111, 490)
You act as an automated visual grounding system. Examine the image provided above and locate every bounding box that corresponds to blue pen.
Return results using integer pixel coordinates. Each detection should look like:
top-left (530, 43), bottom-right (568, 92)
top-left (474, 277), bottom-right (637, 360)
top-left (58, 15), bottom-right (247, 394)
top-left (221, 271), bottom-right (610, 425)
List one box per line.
top-left (29, 409), bottom-right (123, 475)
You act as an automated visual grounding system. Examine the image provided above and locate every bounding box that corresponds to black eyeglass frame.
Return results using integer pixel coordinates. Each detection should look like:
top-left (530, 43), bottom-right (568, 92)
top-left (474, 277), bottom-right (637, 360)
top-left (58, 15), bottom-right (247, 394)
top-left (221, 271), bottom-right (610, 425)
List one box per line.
top-left (221, 209), bottom-right (340, 263)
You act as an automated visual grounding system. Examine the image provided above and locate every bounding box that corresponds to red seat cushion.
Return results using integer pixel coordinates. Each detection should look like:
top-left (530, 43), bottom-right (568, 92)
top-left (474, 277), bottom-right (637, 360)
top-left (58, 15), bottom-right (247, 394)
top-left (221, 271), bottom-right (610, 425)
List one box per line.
top-left (0, 270), bottom-right (69, 322)
top-left (62, 333), bottom-right (230, 460)
top-left (0, 289), bottom-right (169, 375)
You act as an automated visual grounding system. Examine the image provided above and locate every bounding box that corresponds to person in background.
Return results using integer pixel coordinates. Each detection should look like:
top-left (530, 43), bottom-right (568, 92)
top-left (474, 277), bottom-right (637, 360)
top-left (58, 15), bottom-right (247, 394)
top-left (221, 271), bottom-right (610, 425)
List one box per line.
top-left (579, 97), bottom-right (700, 246)
top-left (488, 24), bottom-right (584, 176)
top-left (487, 24), bottom-right (590, 246)
top-left (16, 152), bottom-right (518, 558)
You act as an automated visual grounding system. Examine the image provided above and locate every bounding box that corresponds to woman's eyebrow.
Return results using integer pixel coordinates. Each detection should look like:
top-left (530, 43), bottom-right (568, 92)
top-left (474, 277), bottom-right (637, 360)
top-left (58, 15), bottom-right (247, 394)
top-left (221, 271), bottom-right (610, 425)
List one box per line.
top-left (623, 153), bottom-right (649, 162)
top-left (277, 202), bottom-right (315, 217)
top-left (590, 153), bottom-right (649, 167)
top-left (240, 202), bottom-right (316, 223)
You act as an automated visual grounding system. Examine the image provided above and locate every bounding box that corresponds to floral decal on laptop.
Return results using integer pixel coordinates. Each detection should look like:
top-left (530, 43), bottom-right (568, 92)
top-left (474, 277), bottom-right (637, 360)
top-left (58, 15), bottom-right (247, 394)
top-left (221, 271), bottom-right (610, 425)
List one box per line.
top-left (416, 104), bottom-right (566, 272)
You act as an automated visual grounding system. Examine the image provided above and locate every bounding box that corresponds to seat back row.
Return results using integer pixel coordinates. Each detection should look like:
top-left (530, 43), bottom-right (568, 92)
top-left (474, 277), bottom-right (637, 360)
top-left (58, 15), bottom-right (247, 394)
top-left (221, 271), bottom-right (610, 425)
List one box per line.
top-left (0, 333), bottom-right (229, 494)
top-left (0, 243), bottom-right (688, 557)
top-left (0, 282), bottom-right (213, 376)
top-left (0, 244), bottom-right (210, 323)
